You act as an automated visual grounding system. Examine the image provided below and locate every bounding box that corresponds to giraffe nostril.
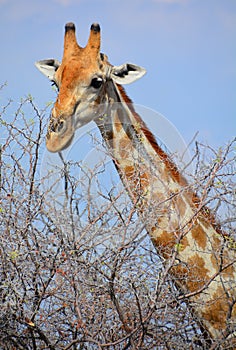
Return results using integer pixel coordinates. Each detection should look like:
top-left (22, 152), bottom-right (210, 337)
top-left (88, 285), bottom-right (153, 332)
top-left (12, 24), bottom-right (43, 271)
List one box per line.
top-left (48, 119), bottom-right (56, 133)
top-left (57, 120), bottom-right (65, 133)
top-left (48, 118), bottom-right (66, 134)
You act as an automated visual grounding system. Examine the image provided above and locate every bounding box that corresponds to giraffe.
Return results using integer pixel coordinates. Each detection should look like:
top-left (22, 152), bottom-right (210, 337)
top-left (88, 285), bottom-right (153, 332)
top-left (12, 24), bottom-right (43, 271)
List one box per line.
top-left (35, 22), bottom-right (236, 344)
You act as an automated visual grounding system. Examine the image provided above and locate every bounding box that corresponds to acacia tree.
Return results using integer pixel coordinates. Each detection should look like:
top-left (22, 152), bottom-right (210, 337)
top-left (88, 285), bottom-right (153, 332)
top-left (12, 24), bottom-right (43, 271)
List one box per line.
top-left (0, 96), bottom-right (235, 349)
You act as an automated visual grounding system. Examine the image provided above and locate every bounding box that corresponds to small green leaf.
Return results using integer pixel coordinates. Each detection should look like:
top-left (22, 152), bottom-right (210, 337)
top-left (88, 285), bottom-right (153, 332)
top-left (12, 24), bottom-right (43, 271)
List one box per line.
top-left (9, 250), bottom-right (19, 261)
top-left (175, 243), bottom-right (184, 253)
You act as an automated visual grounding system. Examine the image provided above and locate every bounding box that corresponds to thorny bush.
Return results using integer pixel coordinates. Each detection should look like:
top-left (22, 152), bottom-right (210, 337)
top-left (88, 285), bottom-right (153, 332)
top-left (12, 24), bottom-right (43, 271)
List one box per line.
top-left (0, 96), bottom-right (235, 349)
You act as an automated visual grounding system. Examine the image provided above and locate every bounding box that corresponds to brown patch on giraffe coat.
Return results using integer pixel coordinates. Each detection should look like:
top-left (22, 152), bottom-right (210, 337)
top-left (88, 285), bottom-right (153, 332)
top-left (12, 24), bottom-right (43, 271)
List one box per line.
top-left (173, 193), bottom-right (187, 217)
top-left (124, 165), bottom-right (135, 178)
top-left (113, 112), bottom-right (123, 133)
top-left (124, 165), bottom-right (150, 191)
top-left (191, 193), bottom-right (225, 237)
top-left (211, 234), bottom-right (222, 253)
top-left (121, 165), bottom-right (152, 208)
top-left (152, 230), bottom-right (176, 258)
top-left (210, 255), bottom-right (220, 274)
top-left (202, 286), bottom-right (236, 331)
top-left (123, 165), bottom-right (137, 192)
top-left (119, 138), bottom-right (132, 158)
top-left (186, 254), bottom-right (210, 292)
top-left (138, 171), bottom-right (150, 188)
top-left (222, 263), bottom-right (235, 278)
top-left (179, 235), bottom-right (190, 250)
top-left (191, 222), bottom-right (207, 250)
top-left (210, 234), bottom-right (235, 279)
top-left (210, 253), bottom-right (235, 280)
top-left (171, 263), bottom-right (190, 291)
top-left (210, 234), bottom-right (223, 272)
top-left (151, 228), bottom-right (190, 259)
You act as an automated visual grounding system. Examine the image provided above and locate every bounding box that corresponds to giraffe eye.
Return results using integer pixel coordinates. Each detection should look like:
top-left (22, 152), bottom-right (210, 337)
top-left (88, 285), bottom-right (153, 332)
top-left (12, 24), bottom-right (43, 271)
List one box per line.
top-left (90, 77), bottom-right (103, 89)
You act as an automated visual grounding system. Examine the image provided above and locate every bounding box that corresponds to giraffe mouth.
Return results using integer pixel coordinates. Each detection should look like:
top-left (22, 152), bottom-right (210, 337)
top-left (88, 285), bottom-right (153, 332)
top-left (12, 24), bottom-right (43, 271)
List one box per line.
top-left (46, 129), bottom-right (75, 152)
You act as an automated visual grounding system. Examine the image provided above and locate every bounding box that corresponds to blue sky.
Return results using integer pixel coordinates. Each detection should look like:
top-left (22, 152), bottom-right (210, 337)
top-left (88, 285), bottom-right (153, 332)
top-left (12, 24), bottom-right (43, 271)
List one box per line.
top-left (0, 0), bottom-right (235, 150)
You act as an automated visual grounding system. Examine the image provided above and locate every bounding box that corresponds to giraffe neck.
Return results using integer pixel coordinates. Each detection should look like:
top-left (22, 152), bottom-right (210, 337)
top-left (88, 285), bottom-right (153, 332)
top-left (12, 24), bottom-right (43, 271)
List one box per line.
top-left (95, 81), bottom-right (236, 342)
top-left (96, 83), bottom-right (187, 202)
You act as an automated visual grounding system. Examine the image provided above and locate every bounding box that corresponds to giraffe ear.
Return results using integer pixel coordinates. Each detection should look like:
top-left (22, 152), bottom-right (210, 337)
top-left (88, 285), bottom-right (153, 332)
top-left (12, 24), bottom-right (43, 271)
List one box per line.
top-left (35, 59), bottom-right (61, 81)
top-left (111, 63), bottom-right (146, 84)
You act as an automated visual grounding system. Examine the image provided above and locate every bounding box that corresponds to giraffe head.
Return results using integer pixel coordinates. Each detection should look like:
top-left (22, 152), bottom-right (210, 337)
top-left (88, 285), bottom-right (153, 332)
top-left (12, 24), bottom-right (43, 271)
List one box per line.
top-left (35, 22), bottom-right (146, 152)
